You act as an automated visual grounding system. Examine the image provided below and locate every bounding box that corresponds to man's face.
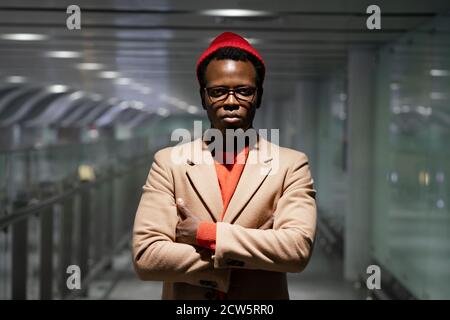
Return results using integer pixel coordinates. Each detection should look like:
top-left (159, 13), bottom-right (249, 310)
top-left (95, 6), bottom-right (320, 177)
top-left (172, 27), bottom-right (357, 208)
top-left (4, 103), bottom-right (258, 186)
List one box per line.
top-left (201, 59), bottom-right (260, 133)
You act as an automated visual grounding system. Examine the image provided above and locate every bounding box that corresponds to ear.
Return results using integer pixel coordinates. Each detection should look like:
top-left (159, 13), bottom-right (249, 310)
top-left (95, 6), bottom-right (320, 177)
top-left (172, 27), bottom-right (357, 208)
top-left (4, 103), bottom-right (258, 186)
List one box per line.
top-left (199, 87), bottom-right (207, 110)
top-left (256, 87), bottom-right (264, 109)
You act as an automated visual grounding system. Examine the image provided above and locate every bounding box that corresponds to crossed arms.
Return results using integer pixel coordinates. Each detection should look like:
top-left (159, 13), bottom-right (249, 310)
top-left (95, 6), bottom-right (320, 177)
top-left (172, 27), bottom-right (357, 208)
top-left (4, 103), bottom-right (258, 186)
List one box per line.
top-left (132, 150), bottom-right (317, 292)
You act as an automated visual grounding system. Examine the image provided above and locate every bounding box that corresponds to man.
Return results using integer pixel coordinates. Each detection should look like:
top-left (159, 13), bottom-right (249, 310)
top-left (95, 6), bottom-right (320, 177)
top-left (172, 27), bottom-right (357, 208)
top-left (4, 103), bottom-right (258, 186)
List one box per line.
top-left (132, 32), bottom-right (317, 299)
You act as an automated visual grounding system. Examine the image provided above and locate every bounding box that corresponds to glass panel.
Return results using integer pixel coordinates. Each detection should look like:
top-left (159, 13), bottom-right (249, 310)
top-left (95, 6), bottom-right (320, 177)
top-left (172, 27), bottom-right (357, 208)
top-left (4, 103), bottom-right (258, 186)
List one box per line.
top-left (317, 68), bottom-right (348, 237)
top-left (372, 15), bottom-right (450, 299)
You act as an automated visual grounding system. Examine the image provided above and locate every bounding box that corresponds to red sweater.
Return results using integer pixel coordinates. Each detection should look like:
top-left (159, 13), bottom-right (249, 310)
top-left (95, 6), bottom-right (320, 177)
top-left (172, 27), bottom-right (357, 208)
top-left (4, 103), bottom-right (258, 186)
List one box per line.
top-left (196, 145), bottom-right (249, 250)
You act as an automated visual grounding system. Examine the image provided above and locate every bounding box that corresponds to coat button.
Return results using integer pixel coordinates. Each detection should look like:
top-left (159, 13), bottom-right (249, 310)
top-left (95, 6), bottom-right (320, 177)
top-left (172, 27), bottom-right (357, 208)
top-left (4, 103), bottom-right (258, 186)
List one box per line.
top-left (225, 258), bottom-right (245, 267)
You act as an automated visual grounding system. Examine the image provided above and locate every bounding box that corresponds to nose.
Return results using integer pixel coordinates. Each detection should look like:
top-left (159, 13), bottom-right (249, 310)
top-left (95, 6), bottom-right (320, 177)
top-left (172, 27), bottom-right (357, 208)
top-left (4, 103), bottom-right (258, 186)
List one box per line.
top-left (222, 91), bottom-right (240, 110)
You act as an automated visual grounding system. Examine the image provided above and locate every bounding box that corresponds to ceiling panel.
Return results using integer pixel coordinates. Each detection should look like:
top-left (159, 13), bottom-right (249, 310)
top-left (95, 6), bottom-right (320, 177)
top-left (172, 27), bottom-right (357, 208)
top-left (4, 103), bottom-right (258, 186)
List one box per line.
top-left (0, 0), bottom-right (449, 111)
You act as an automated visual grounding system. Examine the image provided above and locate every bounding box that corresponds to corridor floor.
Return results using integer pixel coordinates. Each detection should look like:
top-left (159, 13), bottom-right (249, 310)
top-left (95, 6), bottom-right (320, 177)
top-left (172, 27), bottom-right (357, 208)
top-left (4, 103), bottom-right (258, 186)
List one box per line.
top-left (86, 243), bottom-right (367, 300)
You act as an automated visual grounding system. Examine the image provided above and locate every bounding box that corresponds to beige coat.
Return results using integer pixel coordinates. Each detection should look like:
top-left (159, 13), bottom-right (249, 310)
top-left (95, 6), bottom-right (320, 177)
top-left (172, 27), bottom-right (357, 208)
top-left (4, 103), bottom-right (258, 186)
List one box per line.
top-left (132, 135), bottom-right (317, 299)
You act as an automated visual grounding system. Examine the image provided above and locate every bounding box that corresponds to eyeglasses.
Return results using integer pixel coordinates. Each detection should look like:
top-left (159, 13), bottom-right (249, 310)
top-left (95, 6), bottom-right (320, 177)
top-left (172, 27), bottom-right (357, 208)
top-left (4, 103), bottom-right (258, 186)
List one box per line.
top-left (204, 86), bottom-right (257, 104)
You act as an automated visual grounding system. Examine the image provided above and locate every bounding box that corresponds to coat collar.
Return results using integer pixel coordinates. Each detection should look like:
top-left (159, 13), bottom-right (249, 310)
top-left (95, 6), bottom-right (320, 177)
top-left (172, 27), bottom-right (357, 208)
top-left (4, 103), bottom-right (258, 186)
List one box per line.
top-left (184, 131), bottom-right (275, 223)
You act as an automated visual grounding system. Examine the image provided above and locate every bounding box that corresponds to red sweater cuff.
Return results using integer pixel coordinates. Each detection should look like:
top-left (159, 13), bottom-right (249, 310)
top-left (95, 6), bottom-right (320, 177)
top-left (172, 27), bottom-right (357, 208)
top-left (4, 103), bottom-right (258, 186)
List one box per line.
top-left (196, 221), bottom-right (216, 250)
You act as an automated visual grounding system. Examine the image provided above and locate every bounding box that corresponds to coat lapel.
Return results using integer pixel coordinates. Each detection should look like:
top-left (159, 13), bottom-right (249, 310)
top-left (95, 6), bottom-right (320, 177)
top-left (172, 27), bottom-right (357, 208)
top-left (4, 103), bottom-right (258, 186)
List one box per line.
top-left (185, 136), bottom-right (275, 224)
top-left (185, 139), bottom-right (223, 222)
top-left (222, 137), bottom-right (274, 224)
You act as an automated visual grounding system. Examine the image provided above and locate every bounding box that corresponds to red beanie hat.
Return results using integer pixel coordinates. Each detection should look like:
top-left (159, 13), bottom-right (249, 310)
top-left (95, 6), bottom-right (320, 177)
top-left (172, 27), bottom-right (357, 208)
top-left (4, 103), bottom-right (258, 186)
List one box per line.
top-left (196, 32), bottom-right (265, 83)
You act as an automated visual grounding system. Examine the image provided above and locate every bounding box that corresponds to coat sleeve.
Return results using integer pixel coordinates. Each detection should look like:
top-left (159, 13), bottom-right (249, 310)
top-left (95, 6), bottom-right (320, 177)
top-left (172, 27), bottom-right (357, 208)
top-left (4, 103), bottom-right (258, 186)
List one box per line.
top-left (213, 152), bottom-right (317, 273)
top-left (132, 149), bottom-right (230, 292)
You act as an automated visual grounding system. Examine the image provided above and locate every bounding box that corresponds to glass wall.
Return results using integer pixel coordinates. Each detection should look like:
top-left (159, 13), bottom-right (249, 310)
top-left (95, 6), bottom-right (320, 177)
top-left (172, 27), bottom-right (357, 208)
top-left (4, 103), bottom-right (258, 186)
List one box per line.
top-left (0, 137), bottom-right (154, 299)
top-left (372, 15), bottom-right (450, 299)
top-left (316, 69), bottom-right (348, 239)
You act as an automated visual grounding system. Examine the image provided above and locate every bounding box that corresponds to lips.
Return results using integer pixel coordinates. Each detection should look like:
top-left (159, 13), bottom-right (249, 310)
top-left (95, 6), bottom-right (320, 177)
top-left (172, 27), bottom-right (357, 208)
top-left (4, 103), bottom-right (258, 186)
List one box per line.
top-left (222, 114), bottom-right (241, 123)
top-left (222, 113), bottom-right (240, 119)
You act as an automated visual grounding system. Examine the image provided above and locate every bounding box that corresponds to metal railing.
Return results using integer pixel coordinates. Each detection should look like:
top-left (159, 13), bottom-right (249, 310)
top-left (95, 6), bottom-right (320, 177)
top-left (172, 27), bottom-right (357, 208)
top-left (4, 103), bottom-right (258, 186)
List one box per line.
top-left (0, 138), bottom-right (154, 299)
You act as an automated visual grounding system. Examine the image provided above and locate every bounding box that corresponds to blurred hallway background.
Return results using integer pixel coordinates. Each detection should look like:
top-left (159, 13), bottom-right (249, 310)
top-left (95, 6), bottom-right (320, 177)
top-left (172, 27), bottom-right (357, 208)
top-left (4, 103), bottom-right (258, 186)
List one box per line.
top-left (0, 0), bottom-right (449, 300)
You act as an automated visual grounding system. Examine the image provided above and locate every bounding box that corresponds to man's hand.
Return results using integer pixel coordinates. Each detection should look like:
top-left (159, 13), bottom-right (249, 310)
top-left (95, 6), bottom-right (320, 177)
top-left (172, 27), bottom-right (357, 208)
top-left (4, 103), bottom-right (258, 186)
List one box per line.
top-left (176, 198), bottom-right (200, 245)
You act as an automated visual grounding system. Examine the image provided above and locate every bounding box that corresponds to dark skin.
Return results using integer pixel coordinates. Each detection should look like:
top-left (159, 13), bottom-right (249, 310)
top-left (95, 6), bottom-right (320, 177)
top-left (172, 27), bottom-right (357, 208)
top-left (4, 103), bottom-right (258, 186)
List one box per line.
top-left (176, 59), bottom-right (272, 246)
top-left (201, 59), bottom-right (261, 134)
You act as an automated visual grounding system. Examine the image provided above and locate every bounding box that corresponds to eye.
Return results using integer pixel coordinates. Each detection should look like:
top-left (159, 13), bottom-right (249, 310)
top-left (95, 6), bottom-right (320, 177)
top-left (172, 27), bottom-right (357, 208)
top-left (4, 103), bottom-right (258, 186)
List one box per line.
top-left (236, 87), bottom-right (256, 96)
top-left (207, 87), bottom-right (228, 98)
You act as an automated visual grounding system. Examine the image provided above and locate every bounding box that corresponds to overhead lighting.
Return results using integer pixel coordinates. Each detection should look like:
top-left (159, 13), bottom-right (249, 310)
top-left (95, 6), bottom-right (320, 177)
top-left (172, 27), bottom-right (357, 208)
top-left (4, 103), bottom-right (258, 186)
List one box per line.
top-left (118, 101), bottom-right (130, 109)
top-left (245, 38), bottom-right (261, 45)
top-left (157, 107), bottom-right (169, 117)
top-left (430, 92), bottom-right (446, 100)
top-left (390, 172), bottom-right (398, 183)
top-left (130, 84), bottom-right (152, 95)
top-left (416, 105), bottom-right (432, 116)
top-left (392, 105), bottom-right (401, 114)
top-left (419, 170), bottom-right (430, 186)
top-left (401, 105), bottom-right (411, 113)
top-left (200, 9), bottom-right (272, 17)
top-left (0, 33), bottom-right (48, 41)
top-left (208, 36), bottom-right (260, 44)
top-left (99, 71), bottom-right (119, 79)
top-left (69, 91), bottom-right (84, 100)
top-left (76, 63), bottom-right (104, 70)
top-left (187, 105), bottom-right (200, 114)
top-left (115, 78), bottom-right (131, 85)
top-left (47, 85), bottom-right (69, 93)
top-left (159, 94), bottom-right (189, 110)
top-left (5, 75), bottom-right (27, 83)
top-left (430, 69), bottom-right (449, 77)
top-left (131, 101), bottom-right (145, 110)
top-left (45, 51), bottom-right (81, 58)
top-left (88, 128), bottom-right (99, 140)
top-left (390, 83), bottom-right (400, 91)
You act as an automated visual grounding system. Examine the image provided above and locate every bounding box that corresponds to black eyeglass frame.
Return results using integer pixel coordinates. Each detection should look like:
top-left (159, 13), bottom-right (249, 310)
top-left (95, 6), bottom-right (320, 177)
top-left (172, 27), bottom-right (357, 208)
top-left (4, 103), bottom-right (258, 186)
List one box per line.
top-left (203, 86), bottom-right (258, 104)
